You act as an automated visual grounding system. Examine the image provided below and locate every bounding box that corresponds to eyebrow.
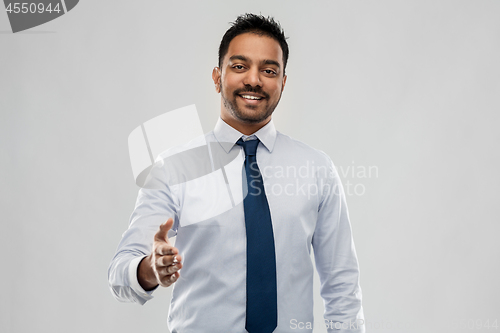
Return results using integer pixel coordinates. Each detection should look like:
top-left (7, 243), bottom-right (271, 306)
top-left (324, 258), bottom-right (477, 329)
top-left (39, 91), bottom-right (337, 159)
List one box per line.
top-left (262, 59), bottom-right (281, 68)
top-left (229, 55), bottom-right (248, 63)
top-left (229, 55), bottom-right (281, 69)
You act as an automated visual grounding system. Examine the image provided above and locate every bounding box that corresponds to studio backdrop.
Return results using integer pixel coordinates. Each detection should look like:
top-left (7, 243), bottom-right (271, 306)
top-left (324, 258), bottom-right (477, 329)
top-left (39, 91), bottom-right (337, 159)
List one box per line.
top-left (1, 1), bottom-right (499, 332)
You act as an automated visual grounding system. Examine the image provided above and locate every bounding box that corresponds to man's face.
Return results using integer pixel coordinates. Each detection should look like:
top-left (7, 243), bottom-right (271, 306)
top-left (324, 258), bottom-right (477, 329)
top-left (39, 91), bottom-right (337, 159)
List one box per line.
top-left (213, 32), bottom-right (287, 130)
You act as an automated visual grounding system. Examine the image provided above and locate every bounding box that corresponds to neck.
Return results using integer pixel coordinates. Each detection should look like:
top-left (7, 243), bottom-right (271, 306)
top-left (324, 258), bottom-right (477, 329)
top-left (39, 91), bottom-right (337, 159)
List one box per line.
top-left (221, 114), bottom-right (271, 136)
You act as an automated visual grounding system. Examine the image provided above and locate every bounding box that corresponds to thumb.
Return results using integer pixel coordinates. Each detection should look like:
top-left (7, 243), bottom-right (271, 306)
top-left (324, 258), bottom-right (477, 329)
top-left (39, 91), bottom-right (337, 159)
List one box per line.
top-left (154, 218), bottom-right (174, 243)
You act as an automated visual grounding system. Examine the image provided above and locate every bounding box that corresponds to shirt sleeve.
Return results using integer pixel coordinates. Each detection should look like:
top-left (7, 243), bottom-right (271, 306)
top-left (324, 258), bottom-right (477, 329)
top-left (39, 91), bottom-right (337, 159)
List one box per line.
top-left (107, 158), bottom-right (180, 305)
top-left (312, 156), bottom-right (365, 333)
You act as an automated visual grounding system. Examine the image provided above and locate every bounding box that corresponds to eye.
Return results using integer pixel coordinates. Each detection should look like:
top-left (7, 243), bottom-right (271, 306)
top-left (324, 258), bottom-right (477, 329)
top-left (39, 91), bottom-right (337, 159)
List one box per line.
top-left (232, 65), bottom-right (245, 70)
top-left (263, 69), bottom-right (277, 75)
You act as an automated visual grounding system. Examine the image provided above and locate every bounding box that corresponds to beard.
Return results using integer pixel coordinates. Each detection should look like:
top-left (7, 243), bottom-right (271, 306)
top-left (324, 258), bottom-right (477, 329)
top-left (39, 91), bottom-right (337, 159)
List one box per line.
top-left (221, 82), bottom-right (281, 124)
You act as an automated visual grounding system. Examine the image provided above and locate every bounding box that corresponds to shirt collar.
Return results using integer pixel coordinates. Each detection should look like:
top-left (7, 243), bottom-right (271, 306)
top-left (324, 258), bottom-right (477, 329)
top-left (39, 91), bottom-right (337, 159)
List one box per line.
top-left (213, 117), bottom-right (277, 154)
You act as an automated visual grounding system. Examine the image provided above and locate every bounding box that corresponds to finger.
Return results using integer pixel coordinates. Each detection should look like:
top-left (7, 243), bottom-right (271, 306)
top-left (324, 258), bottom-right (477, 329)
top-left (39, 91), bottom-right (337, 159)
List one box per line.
top-left (154, 218), bottom-right (174, 243)
top-left (156, 244), bottom-right (179, 257)
top-left (171, 271), bottom-right (180, 281)
top-left (156, 253), bottom-right (181, 267)
top-left (166, 262), bottom-right (182, 274)
top-left (172, 254), bottom-right (182, 264)
top-left (158, 262), bottom-right (182, 276)
top-left (156, 254), bottom-right (183, 268)
top-left (159, 271), bottom-right (180, 287)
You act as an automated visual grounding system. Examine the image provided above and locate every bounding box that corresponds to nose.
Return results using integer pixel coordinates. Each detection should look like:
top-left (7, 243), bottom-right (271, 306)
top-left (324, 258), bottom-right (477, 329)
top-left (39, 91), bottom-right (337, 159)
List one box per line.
top-left (242, 67), bottom-right (262, 88)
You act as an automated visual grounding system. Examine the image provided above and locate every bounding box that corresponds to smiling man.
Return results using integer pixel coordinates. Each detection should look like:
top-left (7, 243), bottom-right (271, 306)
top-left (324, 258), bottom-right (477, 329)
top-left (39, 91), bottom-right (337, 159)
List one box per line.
top-left (109, 14), bottom-right (365, 333)
top-left (214, 31), bottom-right (286, 134)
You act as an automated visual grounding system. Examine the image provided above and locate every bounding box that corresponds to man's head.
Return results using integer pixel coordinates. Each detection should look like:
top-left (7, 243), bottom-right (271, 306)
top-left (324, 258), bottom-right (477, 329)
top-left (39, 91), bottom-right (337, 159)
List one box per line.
top-left (218, 14), bottom-right (289, 75)
top-left (212, 14), bottom-right (289, 135)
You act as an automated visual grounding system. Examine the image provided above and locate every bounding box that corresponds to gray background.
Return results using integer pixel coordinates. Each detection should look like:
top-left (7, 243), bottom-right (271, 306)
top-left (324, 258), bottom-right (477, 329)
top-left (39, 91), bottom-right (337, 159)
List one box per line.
top-left (1, 0), bottom-right (499, 332)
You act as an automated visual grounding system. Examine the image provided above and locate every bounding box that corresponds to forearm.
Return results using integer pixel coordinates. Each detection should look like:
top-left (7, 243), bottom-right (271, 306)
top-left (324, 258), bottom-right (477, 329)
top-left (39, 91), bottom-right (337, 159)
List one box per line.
top-left (313, 158), bottom-right (365, 332)
top-left (108, 157), bottom-right (179, 303)
top-left (314, 212), bottom-right (365, 332)
top-left (315, 244), bottom-right (364, 331)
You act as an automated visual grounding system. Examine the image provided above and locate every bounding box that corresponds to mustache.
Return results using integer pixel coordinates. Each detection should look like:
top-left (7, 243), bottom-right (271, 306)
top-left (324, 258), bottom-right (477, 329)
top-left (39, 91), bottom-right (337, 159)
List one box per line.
top-left (233, 87), bottom-right (269, 99)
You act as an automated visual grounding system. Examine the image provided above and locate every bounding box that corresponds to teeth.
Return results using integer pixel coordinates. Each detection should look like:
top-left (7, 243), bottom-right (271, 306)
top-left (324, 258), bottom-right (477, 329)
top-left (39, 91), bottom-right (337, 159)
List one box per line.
top-left (241, 95), bottom-right (262, 100)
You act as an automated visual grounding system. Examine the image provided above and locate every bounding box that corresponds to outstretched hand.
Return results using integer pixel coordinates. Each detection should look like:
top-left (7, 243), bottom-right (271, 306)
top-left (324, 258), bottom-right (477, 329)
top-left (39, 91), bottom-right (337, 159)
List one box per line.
top-left (138, 218), bottom-right (183, 290)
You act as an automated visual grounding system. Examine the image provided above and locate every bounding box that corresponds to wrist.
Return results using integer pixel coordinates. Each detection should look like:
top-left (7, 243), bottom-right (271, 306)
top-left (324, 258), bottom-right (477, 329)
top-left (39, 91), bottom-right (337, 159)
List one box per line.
top-left (137, 255), bottom-right (158, 291)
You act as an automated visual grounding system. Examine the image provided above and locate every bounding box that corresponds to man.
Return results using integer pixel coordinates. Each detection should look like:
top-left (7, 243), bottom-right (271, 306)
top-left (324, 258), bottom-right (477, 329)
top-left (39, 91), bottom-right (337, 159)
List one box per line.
top-left (109, 13), bottom-right (365, 333)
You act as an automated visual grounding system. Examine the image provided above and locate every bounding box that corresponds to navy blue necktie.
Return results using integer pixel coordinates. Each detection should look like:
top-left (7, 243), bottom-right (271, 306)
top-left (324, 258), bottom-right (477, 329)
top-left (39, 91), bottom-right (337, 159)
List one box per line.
top-left (237, 138), bottom-right (278, 333)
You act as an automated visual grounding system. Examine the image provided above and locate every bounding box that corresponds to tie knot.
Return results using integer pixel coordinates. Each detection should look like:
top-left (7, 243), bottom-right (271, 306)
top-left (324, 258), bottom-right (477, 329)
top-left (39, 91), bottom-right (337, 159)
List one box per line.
top-left (237, 138), bottom-right (260, 157)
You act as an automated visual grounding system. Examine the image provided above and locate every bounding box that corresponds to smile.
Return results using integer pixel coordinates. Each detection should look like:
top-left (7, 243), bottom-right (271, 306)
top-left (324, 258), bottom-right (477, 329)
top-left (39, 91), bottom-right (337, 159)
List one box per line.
top-left (239, 94), bottom-right (263, 100)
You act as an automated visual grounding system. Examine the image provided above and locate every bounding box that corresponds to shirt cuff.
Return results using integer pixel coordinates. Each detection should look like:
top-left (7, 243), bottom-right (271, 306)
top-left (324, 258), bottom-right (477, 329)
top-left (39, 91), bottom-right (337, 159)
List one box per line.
top-left (128, 256), bottom-right (157, 301)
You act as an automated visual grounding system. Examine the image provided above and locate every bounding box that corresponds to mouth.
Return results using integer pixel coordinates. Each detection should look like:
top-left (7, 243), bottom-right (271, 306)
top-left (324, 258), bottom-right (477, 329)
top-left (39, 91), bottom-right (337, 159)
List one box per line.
top-left (237, 93), bottom-right (265, 105)
top-left (238, 93), bottom-right (264, 100)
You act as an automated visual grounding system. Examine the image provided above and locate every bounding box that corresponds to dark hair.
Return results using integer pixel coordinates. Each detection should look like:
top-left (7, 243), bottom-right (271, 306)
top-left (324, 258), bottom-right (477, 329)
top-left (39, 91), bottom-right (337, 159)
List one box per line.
top-left (218, 13), bottom-right (289, 74)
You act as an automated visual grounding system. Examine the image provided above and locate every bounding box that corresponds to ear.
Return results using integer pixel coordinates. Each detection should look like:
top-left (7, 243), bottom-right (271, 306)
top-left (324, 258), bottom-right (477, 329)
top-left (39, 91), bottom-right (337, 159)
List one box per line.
top-left (212, 67), bottom-right (221, 93)
top-left (281, 74), bottom-right (287, 92)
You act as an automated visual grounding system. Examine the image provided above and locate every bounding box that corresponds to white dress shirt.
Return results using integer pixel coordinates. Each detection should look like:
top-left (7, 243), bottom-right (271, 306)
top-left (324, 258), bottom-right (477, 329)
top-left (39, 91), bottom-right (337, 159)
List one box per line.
top-left (108, 118), bottom-right (365, 333)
